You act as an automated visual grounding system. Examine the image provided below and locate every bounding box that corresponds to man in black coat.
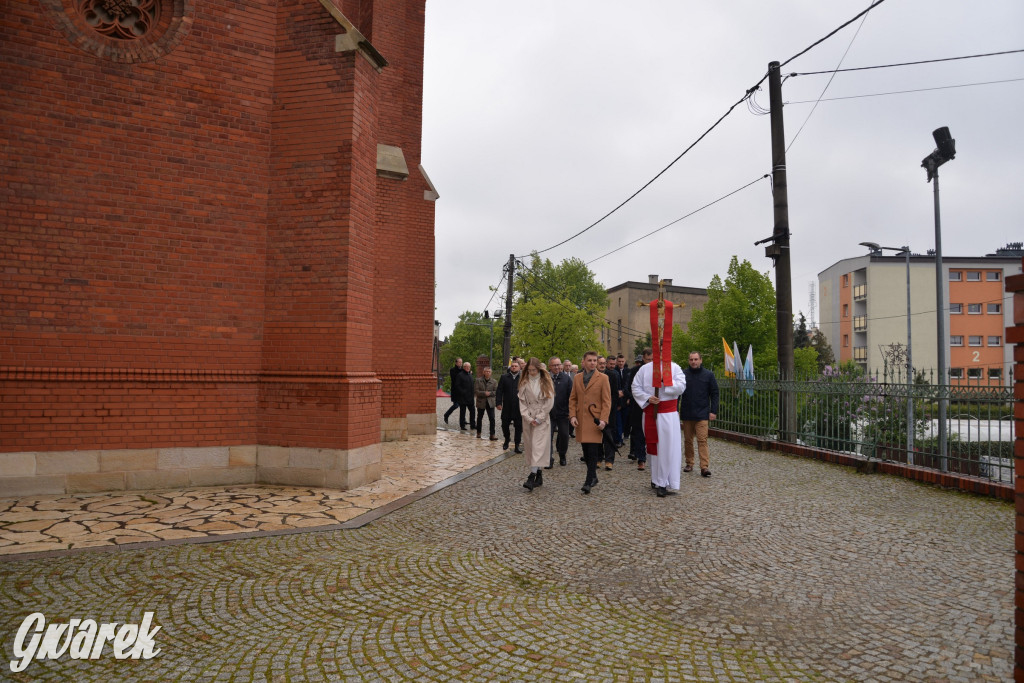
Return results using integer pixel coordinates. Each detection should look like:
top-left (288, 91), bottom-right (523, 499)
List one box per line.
top-left (496, 359), bottom-right (523, 453)
top-left (598, 355), bottom-right (620, 469)
top-left (627, 349), bottom-right (652, 469)
top-left (679, 351), bottom-right (720, 477)
top-left (452, 361), bottom-right (477, 431)
top-left (443, 357), bottom-right (463, 426)
top-left (547, 356), bottom-right (572, 467)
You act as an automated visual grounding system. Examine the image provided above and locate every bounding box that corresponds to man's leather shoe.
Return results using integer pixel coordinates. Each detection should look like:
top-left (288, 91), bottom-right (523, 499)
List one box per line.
top-left (683, 465), bottom-right (693, 473)
top-left (476, 432), bottom-right (482, 439)
top-left (656, 486), bottom-right (667, 498)
top-left (502, 439), bottom-right (510, 450)
top-left (489, 435), bottom-right (499, 441)
top-left (559, 456), bottom-right (566, 466)
top-left (637, 463), bottom-right (645, 471)
top-left (701, 469), bottom-right (711, 477)
top-left (514, 445), bottom-right (523, 454)
top-left (581, 483), bottom-right (591, 494)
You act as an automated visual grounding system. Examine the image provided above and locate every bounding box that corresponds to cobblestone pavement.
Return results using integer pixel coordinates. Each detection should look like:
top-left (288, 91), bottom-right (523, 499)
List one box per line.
top-left (0, 425), bottom-right (1013, 680)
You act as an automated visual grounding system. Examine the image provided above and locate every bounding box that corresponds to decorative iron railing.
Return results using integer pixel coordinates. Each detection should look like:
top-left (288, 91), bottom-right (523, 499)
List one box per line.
top-left (714, 367), bottom-right (1014, 484)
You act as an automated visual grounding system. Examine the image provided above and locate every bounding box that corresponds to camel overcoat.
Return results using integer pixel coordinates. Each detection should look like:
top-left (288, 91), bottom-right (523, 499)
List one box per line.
top-left (568, 370), bottom-right (611, 444)
top-left (519, 376), bottom-right (555, 468)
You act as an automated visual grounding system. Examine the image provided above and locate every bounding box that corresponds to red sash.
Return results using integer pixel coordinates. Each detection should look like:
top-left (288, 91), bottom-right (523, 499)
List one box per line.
top-left (649, 300), bottom-right (673, 388)
top-left (644, 399), bottom-right (678, 456)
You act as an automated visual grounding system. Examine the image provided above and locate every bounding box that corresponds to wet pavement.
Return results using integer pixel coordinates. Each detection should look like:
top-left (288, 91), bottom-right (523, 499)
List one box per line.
top-left (0, 402), bottom-right (1013, 681)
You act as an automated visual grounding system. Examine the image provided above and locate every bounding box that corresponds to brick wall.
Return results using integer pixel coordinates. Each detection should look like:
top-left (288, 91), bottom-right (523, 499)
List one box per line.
top-left (0, 0), bottom-right (434, 491)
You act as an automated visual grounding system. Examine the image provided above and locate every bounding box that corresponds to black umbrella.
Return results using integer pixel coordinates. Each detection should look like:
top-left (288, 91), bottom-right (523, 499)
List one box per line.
top-left (588, 404), bottom-right (620, 457)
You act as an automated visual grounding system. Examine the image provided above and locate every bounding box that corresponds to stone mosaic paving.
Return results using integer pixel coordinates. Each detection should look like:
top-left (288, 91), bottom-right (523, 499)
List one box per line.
top-left (0, 428), bottom-right (502, 557)
top-left (0, 401), bottom-right (1013, 681)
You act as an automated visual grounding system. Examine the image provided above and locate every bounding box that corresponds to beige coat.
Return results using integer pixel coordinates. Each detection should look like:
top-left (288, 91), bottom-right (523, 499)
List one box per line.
top-left (568, 370), bottom-right (611, 444)
top-left (519, 376), bottom-right (554, 468)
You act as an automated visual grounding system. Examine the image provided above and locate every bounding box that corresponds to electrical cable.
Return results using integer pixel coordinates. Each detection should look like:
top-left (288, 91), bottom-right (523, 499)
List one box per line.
top-left (785, 77), bottom-right (1024, 104)
top-left (586, 175), bottom-right (770, 266)
top-left (481, 267), bottom-right (508, 316)
top-left (788, 48), bottom-right (1024, 77)
top-left (786, 0), bottom-right (874, 152)
top-left (522, 0), bottom-right (892, 260)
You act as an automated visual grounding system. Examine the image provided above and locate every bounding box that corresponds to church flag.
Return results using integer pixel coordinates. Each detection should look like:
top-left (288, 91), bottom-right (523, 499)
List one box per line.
top-left (722, 338), bottom-right (736, 377)
top-left (733, 341), bottom-right (743, 380)
top-left (743, 344), bottom-right (755, 397)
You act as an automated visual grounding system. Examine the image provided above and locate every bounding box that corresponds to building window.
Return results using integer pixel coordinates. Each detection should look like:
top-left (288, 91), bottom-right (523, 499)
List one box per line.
top-left (967, 367), bottom-right (983, 379)
top-left (987, 271), bottom-right (1002, 281)
top-left (987, 303), bottom-right (1001, 314)
top-left (989, 368), bottom-right (1003, 380)
top-left (949, 368), bottom-right (964, 379)
top-left (966, 271), bottom-right (982, 281)
top-left (968, 335), bottom-right (983, 347)
top-left (949, 303), bottom-right (962, 314)
top-left (843, 334), bottom-right (849, 348)
top-left (967, 303), bottom-right (982, 314)
top-left (950, 336), bottom-right (963, 347)
top-left (842, 274), bottom-right (849, 287)
top-left (842, 303), bottom-right (849, 318)
top-left (988, 336), bottom-right (1002, 346)
top-left (948, 271), bottom-right (962, 281)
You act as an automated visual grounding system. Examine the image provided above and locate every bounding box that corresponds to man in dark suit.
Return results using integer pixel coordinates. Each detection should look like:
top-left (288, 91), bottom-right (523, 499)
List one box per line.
top-left (496, 359), bottom-right (523, 453)
top-left (547, 356), bottom-right (572, 467)
top-left (598, 355), bottom-right (620, 470)
top-left (443, 357), bottom-right (463, 426)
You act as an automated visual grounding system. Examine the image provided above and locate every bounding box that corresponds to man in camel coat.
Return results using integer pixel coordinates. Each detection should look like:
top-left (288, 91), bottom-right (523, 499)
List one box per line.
top-left (569, 350), bottom-right (612, 495)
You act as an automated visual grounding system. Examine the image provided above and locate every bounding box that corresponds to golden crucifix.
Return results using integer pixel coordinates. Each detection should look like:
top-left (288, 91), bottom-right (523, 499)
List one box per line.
top-left (637, 280), bottom-right (684, 343)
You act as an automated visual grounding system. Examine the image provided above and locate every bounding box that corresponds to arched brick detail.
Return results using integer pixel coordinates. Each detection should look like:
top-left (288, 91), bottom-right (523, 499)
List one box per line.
top-left (37, 0), bottom-right (193, 63)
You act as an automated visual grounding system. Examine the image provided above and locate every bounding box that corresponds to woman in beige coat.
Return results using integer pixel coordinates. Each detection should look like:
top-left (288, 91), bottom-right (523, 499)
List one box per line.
top-left (519, 357), bottom-right (554, 492)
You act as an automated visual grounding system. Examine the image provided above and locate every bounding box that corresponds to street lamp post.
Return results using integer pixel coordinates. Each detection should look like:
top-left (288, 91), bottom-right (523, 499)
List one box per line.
top-left (922, 127), bottom-right (956, 472)
top-left (860, 242), bottom-right (914, 463)
top-left (465, 311), bottom-right (502, 372)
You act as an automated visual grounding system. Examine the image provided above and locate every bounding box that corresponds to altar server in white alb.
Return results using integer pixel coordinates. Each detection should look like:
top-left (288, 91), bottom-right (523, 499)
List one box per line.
top-left (631, 358), bottom-right (686, 497)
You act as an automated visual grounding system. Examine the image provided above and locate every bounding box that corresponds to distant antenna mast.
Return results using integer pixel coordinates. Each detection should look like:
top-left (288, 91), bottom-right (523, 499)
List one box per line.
top-left (808, 281), bottom-right (817, 329)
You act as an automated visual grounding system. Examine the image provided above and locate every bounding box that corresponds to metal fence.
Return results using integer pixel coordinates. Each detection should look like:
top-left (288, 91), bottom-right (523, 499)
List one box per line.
top-left (715, 366), bottom-right (1015, 484)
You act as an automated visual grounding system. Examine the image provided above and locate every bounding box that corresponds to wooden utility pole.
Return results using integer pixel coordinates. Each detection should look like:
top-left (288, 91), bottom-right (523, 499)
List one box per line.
top-left (501, 253), bottom-right (514, 369)
top-left (767, 61), bottom-right (796, 441)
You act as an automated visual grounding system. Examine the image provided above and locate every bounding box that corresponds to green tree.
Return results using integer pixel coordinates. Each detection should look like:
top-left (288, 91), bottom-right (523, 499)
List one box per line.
top-left (794, 346), bottom-right (819, 378)
top-left (440, 311), bottom-right (503, 389)
top-left (673, 256), bottom-right (777, 373)
top-left (794, 312), bottom-right (811, 349)
top-left (510, 253), bottom-right (607, 362)
top-left (810, 330), bottom-right (835, 372)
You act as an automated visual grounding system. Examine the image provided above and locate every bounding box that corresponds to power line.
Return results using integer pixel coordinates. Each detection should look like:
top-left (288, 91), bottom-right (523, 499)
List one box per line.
top-left (779, 0), bottom-right (888, 69)
top-left (481, 267), bottom-right (508, 315)
top-left (524, 0), bottom-right (892, 260)
top-left (788, 48), bottom-right (1024, 77)
top-left (786, 0), bottom-right (875, 152)
top-left (586, 175), bottom-right (770, 266)
top-left (785, 77), bottom-right (1024, 104)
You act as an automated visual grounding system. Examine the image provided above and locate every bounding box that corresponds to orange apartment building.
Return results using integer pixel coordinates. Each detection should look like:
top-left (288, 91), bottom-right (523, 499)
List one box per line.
top-left (819, 245), bottom-right (1022, 384)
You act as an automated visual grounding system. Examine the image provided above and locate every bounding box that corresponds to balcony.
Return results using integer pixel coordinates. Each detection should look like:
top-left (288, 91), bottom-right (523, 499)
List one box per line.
top-left (853, 316), bottom-right (866, 332)
top-left (853, 346), bottom-right (867, 362)
top-left (853, 284), bottom-right (866, 301)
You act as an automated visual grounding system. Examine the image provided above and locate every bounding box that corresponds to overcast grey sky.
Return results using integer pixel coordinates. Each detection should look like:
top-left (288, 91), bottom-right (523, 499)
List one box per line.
top-left (423, 0), bottom-right (1024, 338)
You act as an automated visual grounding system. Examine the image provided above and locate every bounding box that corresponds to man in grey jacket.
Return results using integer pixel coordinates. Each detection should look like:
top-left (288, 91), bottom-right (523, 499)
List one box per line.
top-left (474, 366), bottom-right (498, 440)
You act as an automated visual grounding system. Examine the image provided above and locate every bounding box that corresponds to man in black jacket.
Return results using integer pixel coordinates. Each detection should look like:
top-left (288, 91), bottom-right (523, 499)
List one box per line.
top-left (496, 359), bottom-right (523, 453)
top-left (443, 357), bottom-right (463, 426)
top-left (679, 351), bottom-right (720, 477)
top-left (547, 356), bottom-right (572, 467)
top-left (598, 356), bottom-right (619, 470)
top-left (452, 361), bottom-right (477, 431)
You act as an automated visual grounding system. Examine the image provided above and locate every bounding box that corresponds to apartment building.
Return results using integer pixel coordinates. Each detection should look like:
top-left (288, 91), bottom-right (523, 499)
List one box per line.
top-left (601, 275), bottom-right (708, 359)
top-left (818, 245), bottom-right (1022, 384)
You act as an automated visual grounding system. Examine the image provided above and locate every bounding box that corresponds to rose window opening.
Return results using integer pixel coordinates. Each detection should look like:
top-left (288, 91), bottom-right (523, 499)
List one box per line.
top-left (79, 0), bottom-right (160, 40)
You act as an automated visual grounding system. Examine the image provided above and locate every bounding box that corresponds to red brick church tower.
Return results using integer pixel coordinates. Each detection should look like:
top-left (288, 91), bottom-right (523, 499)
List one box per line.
top-left (0, 0), bottom-right (437, 496)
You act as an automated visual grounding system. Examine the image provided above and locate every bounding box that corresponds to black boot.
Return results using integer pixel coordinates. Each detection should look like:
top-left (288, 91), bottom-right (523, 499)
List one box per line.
top-left (523, 472), bottom-right (537, 492)
top-left (534, 470), bottom-right (543, 487)
top-left (559, 455), bottom-right (566, 466)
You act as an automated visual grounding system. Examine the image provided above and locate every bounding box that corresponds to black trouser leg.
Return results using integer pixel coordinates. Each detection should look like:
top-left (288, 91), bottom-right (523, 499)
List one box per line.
top-left (630, 405), bottom-right (646, 463)
top-left (582, 443), bottom-right (601, 484)
top-left (444, 401), bottom-right (459, 421)
top-left (501, 410), bottom-right (513, 443)
top-left (479, 409), bottom-right (495, 436)
top-left (553, 417), bottom-right (570, 457)
top-left (512, 414), bottom-right (523, 447)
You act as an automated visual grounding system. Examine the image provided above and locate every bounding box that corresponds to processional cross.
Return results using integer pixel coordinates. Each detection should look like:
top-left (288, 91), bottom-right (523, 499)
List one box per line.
top-left (637, 280), bottom-right (684, 393)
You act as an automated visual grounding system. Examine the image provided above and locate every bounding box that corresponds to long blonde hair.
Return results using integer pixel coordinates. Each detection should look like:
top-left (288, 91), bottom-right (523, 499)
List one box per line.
top-left (519, 357), bottom-right (553, 399)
